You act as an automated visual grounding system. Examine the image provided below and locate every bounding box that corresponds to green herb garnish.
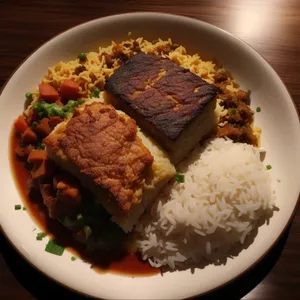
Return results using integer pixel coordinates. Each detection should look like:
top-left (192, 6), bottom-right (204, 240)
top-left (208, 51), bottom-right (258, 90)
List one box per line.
top-left (84, 225), bottom-right (92, 239)
top-left (36, 142), bottom-right (45, 150)
top-left (266, 164), bottom-right (272, 170)
top-left (76, 214), bottom-right (83, 221)
top-left (36, 232), bottom-right (47, 241)
top-left (23, 207), bottom-right (27, 211)
top-left (91, 87), bottom-right (100, 98)
top-left (175, 174), bottom-right (185, 183)
top-left (25, 92), bottom-right (33, 99)
top-left (33, 228), bottom-right (36, 232)
top-left (256, 107), bottom-right (261, 113)
top-left (15, 205), bottom-right (21, 210)
top-left (231, 108), bottom-right (237, 115)
top-left (32, 121), bottom-right (38, 128)
top-left (71, 256), bottom-right (77, 261)
top-left (33, 100), bottom-right (84, 119)
top-left (78, 53), bottom-right (87, 61)
top-left (45, 240), bottom-right (65, 256)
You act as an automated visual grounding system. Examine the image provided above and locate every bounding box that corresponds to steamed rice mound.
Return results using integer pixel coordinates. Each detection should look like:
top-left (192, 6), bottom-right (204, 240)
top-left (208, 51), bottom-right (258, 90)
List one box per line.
top-left (136, 138), bottom-right (276, 269)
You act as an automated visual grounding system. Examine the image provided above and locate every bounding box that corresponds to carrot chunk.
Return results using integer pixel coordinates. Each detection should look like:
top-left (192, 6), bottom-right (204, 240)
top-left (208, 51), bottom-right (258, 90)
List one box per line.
top-left (27, 149), bottom-right (48, 163)
top-left (60, 80), bottom-right (80, 100)
top-left (35, 118), bottom-right (52, 137)
top-left (14, 115), bottom-right (29, 134)
top-left (39, 83), bottom-right (59, 103)
top-left (22, 128), bottom-right (37, 144)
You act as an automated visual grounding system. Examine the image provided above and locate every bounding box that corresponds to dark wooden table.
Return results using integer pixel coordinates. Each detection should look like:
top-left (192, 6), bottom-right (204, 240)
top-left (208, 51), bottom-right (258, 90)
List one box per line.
top-left (1, 0), bottom-right (299, 299)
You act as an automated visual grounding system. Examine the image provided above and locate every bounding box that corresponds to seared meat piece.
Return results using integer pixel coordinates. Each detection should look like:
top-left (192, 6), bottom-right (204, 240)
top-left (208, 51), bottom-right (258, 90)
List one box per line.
top-left (213, 72), bottom-right (228, 83)
top-left (221, 100), bottom-right (253, 126)
top-left (235, 90), bottom-right (250, 104)
top-left (105, 52), bottom-right (218, 164)
top-left (44, 100), bottom-right (175, 232)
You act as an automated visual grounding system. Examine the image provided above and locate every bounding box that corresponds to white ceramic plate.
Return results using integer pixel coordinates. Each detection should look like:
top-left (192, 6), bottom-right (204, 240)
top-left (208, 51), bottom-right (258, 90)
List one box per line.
top-left (0, 12), bottom-right (299, 300)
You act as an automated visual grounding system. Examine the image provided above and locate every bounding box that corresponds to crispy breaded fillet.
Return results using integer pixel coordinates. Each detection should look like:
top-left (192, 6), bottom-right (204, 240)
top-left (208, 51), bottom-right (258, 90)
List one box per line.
top-left (44, 101), bottom-right (176, 232)
top-left (105, 53), bottom-right (218, 164)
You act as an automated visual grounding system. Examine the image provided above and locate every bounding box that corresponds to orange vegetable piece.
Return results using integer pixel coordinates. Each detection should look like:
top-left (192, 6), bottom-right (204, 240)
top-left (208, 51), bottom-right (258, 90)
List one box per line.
top-left (39, 83), bottom-right (59, 103)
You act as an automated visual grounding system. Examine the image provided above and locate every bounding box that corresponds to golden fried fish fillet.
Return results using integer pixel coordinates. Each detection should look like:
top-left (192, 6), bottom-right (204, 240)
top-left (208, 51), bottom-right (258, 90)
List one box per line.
top-left (44, 101), bottom-right (175, 232)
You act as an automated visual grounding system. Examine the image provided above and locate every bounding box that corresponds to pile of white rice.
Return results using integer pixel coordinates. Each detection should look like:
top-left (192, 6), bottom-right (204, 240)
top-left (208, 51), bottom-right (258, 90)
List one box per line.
top-left (135, 138), bottom-right (276, 269)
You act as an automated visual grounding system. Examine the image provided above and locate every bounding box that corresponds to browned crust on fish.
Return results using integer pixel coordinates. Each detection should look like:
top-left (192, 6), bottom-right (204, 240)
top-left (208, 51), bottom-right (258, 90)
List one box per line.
top-left (44, 102), bottom-right (154, 212)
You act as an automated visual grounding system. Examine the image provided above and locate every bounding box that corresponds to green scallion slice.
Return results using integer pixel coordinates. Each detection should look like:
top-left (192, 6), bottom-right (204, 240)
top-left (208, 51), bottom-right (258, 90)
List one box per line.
top-left (71, 256), bottom-right (77, 261)
top-left (76, 214), bottom-right (83, 221)
top-left (175, 174), bottom-right (185, 183)
top-left (45, 240), bottom-right (65, 256)
top-left (15, 205), bottom-right (21, 210)
top-left (36, 232), bottom-right (47, 241)
top-left (84, 225), bottom-right (92, 239)
top-left (266, 164), bottom-right (272, 170)
top-left (256, 107), bottom-right (261, 113)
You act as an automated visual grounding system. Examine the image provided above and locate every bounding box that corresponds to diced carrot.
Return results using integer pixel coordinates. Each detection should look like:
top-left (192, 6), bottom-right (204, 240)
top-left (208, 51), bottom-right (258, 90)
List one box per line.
top-left (60, 79), bottom-right (80, 100)
top-left (35, 118), bottom-right (52, 137)
top-left (14, 115), bottom-right (29, 135)
top-left (27, 149), bottom-right (48, 163)
top-left (39, 83), bottom-right (59, 103)
top-left (22, 128), bottom-right (37, 144)
top-left (15, 144), bottom-right (34, 159)
top-left (49, 116), bottom-right (63, 129)
top-left (31, 160), bottom-right (55, 180)
top-left (55, 98), bottom-right (64, 107)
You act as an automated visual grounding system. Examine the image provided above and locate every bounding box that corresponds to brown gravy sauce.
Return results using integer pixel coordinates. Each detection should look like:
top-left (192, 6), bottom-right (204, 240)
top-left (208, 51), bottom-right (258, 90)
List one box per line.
top-left (10, 131), bottom-right (159, 276)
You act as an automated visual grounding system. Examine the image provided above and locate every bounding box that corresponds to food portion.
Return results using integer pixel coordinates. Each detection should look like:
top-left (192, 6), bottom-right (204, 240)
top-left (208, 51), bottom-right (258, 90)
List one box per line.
top-left (44, 101), bottom-right (175, 232)
top-left (11, 37), bottom-right (275, 274)
top-left (136, 138), bottom-right (276, 269)
top-left (105, 53), bottom-right (218, 164)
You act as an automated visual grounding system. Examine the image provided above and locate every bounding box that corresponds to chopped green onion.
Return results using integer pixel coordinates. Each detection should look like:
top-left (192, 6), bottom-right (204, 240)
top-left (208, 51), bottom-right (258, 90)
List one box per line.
top-left (76, 214), bottom-right (83, 221)
top-left (71, 256), bottom-right (77, 261)
top-left (32, 228), bottom-right (36, 232)
top-left (25, 92), bottom-right (33, 99)
top-left (266, 164), bottom-right (272, 170)
top-left (78, 53), bottom-right (86, 61)
top-left (256, 107), bottom-right (261, 113)
top-left (23, 207), bottom-right (27, 211)
top-left (175, 174), bottom-right (185, 183)
top-left (84, 225), bottom-right (92, 239)
top-left (37, 142), bottom-right (45, 150)
top-left (231, 108), bottom-right (237, 115)
top-left (32, 121), bottom-right (38, 129)
top-left (62, 100), bottom-right (84, 113)
top-left (36, 232), bottom-right (47, 241)
top-left (15, 205), bottom-right (21, 210)
top-left (45, 240), bottom-right (65, 256)
top-left (91, 87), bottom-right (100, 98)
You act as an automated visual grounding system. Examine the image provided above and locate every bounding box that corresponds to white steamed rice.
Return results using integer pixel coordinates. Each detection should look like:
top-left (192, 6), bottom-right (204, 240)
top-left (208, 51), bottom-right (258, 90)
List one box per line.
top-left (135, 138), bottom-right (276, 269)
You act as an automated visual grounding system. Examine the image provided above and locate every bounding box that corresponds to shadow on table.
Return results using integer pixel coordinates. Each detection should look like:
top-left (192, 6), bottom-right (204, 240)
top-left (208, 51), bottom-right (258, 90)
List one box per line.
top-left (0, 225), bottom-right (290, 300)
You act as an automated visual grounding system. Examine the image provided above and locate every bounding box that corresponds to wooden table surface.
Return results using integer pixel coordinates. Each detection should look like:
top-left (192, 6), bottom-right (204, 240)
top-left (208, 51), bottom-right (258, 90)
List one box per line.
top-left (0, 0), bottom-right (299, 299)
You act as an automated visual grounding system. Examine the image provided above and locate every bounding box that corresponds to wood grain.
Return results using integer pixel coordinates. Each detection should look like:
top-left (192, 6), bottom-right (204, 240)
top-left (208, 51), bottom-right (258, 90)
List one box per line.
top-left (0, 0), bottom-right (299, 299)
